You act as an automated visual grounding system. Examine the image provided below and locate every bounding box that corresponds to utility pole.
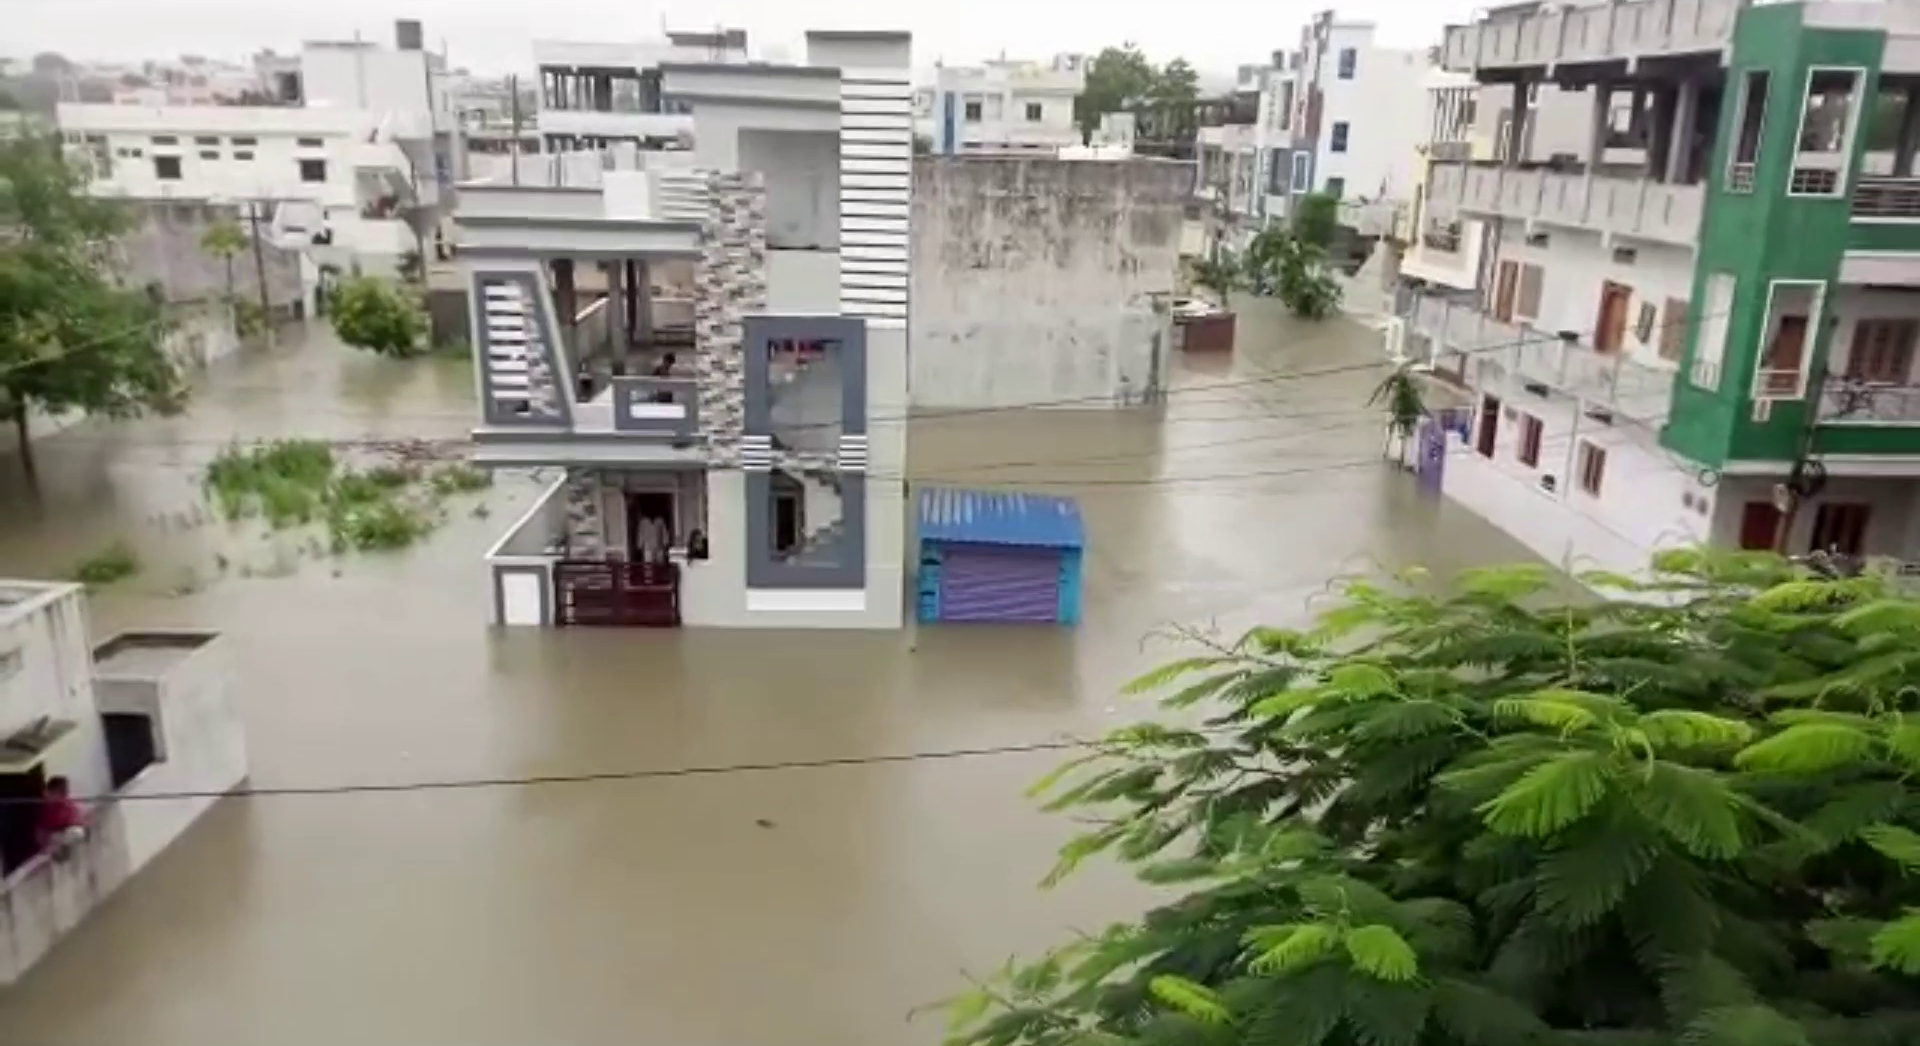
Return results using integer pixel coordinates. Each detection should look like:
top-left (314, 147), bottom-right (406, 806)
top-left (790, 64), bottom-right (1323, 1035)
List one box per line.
top-left (244, 198), bottom-right (274, 347)
top-left (1772, 359), bottom-right (1833, 554)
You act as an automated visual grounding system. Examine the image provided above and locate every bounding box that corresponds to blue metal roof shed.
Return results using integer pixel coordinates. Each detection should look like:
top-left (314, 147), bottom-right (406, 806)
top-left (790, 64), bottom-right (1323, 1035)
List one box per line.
top-left (915, 487), bottom-right (1086, 625)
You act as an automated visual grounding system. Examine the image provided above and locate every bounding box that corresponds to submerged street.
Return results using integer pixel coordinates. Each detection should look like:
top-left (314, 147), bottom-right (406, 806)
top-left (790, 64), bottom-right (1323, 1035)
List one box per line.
top-left (0, 300), bottom-right (1538, 1045)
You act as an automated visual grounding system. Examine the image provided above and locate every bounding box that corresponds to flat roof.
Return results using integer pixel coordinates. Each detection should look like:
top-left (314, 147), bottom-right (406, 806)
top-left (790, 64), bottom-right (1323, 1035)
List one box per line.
top-left (656, 61), bottom-right (841, 79)
top-left (804, 29), bottom-right (911, 41)
top-left (94, 631), bottom-right (218, 679)
top-left (917, 487), bottom-right (1086, 550)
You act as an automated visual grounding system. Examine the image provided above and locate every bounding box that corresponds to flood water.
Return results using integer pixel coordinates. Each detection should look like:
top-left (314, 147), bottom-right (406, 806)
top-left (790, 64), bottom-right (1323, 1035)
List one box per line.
top-left (0, 300), bottom-right (1534, 1045)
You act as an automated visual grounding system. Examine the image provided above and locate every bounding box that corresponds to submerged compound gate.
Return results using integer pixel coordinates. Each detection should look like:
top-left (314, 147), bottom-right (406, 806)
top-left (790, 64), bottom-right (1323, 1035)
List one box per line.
top-left (553, 560), bottom-right (680, 627)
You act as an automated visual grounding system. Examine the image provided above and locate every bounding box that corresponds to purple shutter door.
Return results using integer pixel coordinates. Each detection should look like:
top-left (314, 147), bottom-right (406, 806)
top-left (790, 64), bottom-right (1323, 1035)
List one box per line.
top-left (938, 545), bottom-right (1062, 622)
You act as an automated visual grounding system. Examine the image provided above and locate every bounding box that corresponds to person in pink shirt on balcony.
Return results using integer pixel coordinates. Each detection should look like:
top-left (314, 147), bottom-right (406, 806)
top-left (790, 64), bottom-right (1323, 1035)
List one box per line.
top-left (35, 776), bottom-right (86, 857)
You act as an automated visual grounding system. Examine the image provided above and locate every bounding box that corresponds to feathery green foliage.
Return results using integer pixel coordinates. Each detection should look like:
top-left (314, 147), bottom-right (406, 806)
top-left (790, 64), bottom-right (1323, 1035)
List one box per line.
top-left (944, 549), bottom-right (1920, 1046)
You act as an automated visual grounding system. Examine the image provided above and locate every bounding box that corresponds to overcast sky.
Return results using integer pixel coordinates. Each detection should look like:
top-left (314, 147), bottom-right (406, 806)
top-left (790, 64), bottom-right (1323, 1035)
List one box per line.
top-left (8, 0), bottom-right (1477, 76)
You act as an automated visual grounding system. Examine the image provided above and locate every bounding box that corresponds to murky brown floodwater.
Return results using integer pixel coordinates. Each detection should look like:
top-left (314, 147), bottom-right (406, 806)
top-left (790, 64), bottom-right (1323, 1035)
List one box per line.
top-left (0, 300), bottom-right (1535, 1046)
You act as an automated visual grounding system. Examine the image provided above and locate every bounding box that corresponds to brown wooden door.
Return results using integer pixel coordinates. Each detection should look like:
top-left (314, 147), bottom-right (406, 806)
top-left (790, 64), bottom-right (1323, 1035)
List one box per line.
top-left (1770, 315), bottom-right (1809, 371)
top-left (1594, 282), bottom-right (1633, 353)
top-left (1476, 394), bottom-right (1501, 458)
top-left (1738, 501), bottom-right (1783, 551)
top-left (1492, 261), bottom-right (1519, 322)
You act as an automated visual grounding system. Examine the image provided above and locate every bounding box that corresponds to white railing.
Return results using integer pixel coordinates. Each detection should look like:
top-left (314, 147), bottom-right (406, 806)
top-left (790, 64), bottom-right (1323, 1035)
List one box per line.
top-left (1441, 0), bottom-right (1743, 72)
top-left (1406, 292), bottom-right (1676, 420)
top-left (1755, 368), bottom-right (1807, 399)
top-left (1854, 176), bottom-right (1920, 221)
top-left (0, 806), bottom-right (119, 986)
top-left (1819, 379), bottom-right (1920, 423)
top-left (1427, 162), bottom-right (1703, 247)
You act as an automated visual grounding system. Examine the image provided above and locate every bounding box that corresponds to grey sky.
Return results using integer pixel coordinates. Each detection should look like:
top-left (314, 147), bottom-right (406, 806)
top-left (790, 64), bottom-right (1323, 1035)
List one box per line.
top-left (9, 0), bottom-right (1475, 77)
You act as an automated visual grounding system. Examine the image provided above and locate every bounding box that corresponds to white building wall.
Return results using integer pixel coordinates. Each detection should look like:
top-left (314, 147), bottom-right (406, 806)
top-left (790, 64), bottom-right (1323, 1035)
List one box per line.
top-left (299, 43), bottom-right (443, 120)
top-left (738, 129), bottom-right (839, 249)
top-left (910, 157), bottom-right (1185, 409)
top-left (1313, 35), bottom-right (1428, 203)
top-left (1488, 218), bottom-right (1693, 374)
top-left (58, 105), bottom-right (363, 207)
top-left (0, 585), bottom-right (112, 805)
top-left (94, 635), bottom-right (248, 875)
top-left (929, 57), bottom-right (1084, 155)
top-left (1442, 390), bottom-right (1715, 581)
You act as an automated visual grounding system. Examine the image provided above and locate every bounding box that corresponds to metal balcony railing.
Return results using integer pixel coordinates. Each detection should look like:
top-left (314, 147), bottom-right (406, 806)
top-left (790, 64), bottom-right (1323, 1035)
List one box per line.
top-left (1854, 176), bottom-right (1920, 220)
top-left (1819, 377), bottom-right (1920, 423)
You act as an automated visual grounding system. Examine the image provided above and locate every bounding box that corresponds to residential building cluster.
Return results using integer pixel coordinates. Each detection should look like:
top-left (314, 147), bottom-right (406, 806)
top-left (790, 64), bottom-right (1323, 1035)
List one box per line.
top-left (1400, 0), bottom-right (1920, 582)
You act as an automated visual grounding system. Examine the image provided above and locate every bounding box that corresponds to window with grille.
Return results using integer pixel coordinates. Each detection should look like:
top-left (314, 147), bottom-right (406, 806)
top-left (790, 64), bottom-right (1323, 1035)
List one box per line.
top-left (1515, 264), bottom-right (1544, 321)
top-left (1635, 302), bottom-right (1658, 344)
top-left (1517, 414), bottom-right (1543, 468)
top-left (1659, 298), bottom-right (1689, 362)
top-left (1848, 319), bottom-right (1918, 383)
top-left (1576, 442), bottom-right (1607, 496)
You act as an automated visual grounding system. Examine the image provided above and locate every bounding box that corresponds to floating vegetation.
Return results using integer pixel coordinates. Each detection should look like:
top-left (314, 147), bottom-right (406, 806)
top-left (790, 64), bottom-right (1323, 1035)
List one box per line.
top-left (71, 541), bottom-right (141, 586)
top-left (203, 438), bottom-right (488, 557)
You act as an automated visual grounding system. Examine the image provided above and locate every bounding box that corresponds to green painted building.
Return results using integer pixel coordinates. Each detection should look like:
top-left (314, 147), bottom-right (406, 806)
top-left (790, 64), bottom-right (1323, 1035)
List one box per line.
top-left (1416, 0), bottom-right (1920, 569)
top-left (1663, 1), bottom-right (1920, 472)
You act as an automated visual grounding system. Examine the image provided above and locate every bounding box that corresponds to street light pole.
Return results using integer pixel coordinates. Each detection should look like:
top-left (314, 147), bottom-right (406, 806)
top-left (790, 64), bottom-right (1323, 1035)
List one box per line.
top-left (244, 198), bottom-right (274, 347)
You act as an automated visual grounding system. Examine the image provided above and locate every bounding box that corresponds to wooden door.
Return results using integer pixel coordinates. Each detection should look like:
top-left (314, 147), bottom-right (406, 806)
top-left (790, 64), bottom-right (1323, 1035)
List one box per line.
top-left (1594, 282), bottom-right (1633, 353)
top-left (1492, 261), bottom-right (1519, 322)
top-left (1476, 394), bottom-right (1501, 458)
top-left (1770, 315), bottom-right (1809, 371)
top-left (1738, 501), bottom-right (1783, 551)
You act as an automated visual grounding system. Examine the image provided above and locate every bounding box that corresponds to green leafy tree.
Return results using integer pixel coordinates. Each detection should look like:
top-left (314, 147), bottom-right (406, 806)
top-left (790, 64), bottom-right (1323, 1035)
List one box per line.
top-left (198, 218), bottom-right (248, 327)
top-left (1243, 225), bottom-right (1342, 320)
top-left (1154, 59), bottom-right (1200, 109)
top-left (328, 274), bottom-right (425, 358)
top-left (1368, 364), bottom-right (1427, 467)
top-left (1076, 46), bottom-right (1204, 143)
top-left (1078, 45), bottom-right (1159, 142)
top-left (1292, 191), bottom-right (1340, 252)
top-left (0, 132), bottom-right (183, 479)
top-left (1188, 254), bottom-right (1241, 310)
top-left (945, 549), bottom-right (1920, 1046)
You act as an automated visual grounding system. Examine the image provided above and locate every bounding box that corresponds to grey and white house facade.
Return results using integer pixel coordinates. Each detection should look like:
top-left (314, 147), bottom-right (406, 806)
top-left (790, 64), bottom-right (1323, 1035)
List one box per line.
top-left (461, 29), bottom-right (911, 630)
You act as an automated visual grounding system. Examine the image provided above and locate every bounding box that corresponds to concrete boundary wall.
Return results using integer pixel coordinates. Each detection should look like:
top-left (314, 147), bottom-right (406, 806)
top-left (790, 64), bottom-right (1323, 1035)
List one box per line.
top-left (910, 156), bottom-right (1190, 410)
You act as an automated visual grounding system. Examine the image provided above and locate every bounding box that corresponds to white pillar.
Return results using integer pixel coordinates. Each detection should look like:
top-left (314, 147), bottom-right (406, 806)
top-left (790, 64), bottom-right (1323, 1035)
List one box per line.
top-left (1667, 79), bottom-right (1700, 184)
top-left (1896, 87), bottom-right (1920, 177)
top-left (1589, 81), bottom-right (1612, 173)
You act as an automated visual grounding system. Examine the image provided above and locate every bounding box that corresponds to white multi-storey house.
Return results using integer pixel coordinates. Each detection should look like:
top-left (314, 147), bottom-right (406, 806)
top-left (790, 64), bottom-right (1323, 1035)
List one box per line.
top-left (1397, 67), bottom-right (1491, 299)
top-left (1412, 0), bottom-right (1920, 580)
top-left (0, 581), bottom-right (245, 984)
top-left (56, 19), bottom-right (455, 303)
top-left (1284, 10), bottom-right (1429, 227)
top-left (919, 55), bottom-right (1085, 155)
top-left (531, 29), bottom-right (749, 155)
top-left (464, 29), bottom-right (913, 630)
